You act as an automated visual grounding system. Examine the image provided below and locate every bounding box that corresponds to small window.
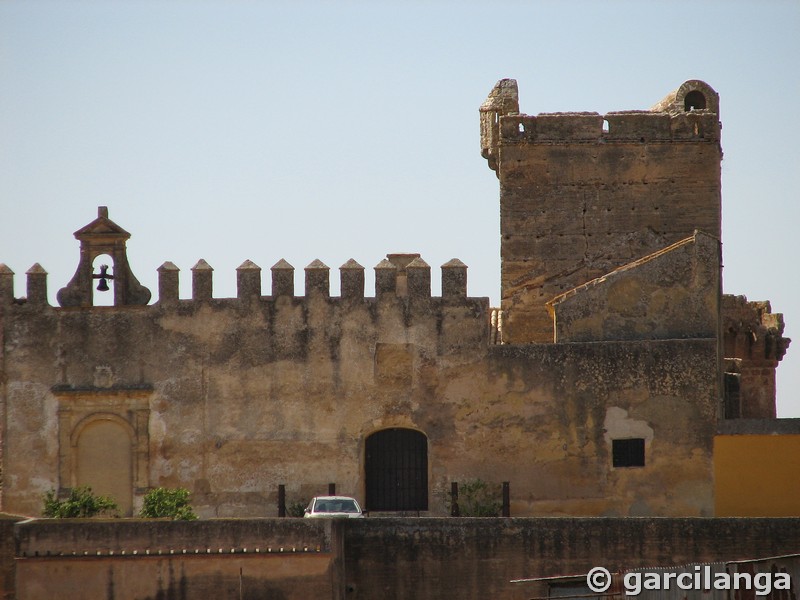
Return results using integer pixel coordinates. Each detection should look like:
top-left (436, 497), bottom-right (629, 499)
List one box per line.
top-left (612, 438), bottom-right (645, 468)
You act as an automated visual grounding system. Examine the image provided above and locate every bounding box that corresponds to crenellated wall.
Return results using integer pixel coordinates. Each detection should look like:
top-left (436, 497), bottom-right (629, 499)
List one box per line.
top-left (0, 76), bottom-right (791, 527)
top-left (0, 224), bottom-right (718, 519)
top-left (0, 249), bottom-right (493, 517)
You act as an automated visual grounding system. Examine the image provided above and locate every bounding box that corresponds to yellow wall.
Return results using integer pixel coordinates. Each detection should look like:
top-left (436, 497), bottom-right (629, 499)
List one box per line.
top-left (714, 435), bottom-right (800, 516)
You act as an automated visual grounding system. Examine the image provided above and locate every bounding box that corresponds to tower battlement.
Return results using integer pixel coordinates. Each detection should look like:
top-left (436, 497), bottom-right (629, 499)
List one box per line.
top-left (482, 79), bottom-right (720, 174)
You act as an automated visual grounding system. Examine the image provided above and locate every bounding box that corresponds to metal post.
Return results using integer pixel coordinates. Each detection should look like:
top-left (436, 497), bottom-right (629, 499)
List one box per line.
top-left (450, 482), bottom-right (460, 517)
top-left (502, 481), bottom-right (510, 517)
top-left (278, 484), bottom-right (286, 517)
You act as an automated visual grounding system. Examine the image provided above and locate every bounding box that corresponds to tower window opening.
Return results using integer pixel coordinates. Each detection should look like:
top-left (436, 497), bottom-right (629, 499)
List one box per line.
top-left (684, 91), bottom-right (707, 111)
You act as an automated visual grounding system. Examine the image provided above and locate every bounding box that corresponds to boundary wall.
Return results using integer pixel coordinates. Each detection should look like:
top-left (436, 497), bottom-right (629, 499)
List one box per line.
top-left (6, 517), bottom-right (800, 599)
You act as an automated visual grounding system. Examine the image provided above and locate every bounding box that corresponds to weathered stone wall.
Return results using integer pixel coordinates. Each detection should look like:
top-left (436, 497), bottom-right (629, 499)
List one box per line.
top-left (14, 518), bottom-right (341, 600)
top-left (722, 295), bottom-right (790, 418)
top-left (0, 262), bottom-right (717, 518)
top-left (7, 517), bottom-right (800, 600)
top-left (343, 517), bottom-right (800, 600)
top-left (0, 514), bottom-right (23, 600)
top-left (482, 80), bottom-right (722, 344)
top-left (548, 231), bottom-right (720, 343)
top-left (5, 78), bottom-right (789, 525)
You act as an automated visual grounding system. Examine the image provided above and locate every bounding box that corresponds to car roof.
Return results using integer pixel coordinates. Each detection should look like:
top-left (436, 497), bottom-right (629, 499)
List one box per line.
top-left (313, 496), bottom-right (358, 501)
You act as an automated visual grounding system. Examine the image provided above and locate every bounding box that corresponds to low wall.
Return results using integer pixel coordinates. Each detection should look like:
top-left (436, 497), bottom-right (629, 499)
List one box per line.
top-left (343, 518), bottom-right (800, 600)
top-left (14, 518), bottom-right (342, 600)
top-left (7, 517), bottom-right (800, 599)
top-left (0, 515), bottom-right (25, 600)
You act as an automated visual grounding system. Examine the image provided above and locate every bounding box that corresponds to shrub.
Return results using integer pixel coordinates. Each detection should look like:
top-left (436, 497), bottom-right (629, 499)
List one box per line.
top-left (139, 487), bottom-right (198, 520)
top-left (42, 486), bottom-right (118, 518)
top-left (287, 498), bottom-right (309, 518)
top-left (451, 479), bottom-right (502, 517)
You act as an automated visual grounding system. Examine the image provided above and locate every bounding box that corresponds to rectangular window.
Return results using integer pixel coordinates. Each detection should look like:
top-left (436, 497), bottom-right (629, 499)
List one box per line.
top-left (612, 438), bottom-right (645, 468)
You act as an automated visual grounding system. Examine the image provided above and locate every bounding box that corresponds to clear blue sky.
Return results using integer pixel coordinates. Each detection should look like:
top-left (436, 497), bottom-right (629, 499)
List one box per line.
top-left (1, 1), bottom-right (798, 414)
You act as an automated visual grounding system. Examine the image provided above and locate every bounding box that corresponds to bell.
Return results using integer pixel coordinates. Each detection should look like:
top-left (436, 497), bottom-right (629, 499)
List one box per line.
top-left (94, 264), bottom-right (113, 292)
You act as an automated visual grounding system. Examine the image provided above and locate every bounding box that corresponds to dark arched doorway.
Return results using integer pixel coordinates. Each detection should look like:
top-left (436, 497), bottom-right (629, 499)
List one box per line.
top-left (365, 428), bottom-right (428, 511)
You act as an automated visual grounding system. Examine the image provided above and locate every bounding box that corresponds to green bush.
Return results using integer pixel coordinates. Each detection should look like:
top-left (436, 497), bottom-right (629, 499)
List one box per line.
top-left (139, 487), bottom-right (198, 520)
top-left (287, 498), bottom-right (309, 518)
top-left (42, 486), bottom-right (118, 518)
top-left (451, 479), bottom-right (502, 517)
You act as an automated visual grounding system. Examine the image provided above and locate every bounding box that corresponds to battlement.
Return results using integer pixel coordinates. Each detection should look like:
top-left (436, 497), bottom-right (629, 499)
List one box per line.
top-left (0, 255), bottom-right (476, 307)
top-left (499, 109), bottom-right (719, 144)
top-left (480, 79), bottom-right (720, 173)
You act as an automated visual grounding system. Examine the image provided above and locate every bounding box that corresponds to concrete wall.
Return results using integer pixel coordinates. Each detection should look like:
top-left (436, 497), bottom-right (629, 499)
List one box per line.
top-left (715, 419), bottom-right (800, 516)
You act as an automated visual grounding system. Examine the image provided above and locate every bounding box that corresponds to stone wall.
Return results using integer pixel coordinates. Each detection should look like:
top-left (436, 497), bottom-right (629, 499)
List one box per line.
top-left (481, 79), bottom-right (722, 344)
top-left (722, 295), bottom-right (791, 418)
top-left (0, 514), bottom-right (24, 600)
top-left (6, 517), bottom-right (800, 600)
top-left (0, 262), bottom-right (719, 518)
top-left (344, 517), bottom-right (800, 600)
top-left (1, 78), bottom-right (791, 524)
top-left (548, 231), bottom-right (720, 343)
top-left (13, 518), bottom-right (340, 600)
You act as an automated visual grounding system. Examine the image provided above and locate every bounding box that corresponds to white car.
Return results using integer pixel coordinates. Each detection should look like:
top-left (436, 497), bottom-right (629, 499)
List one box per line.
top-left (303, 496), bottom-right (365, 518)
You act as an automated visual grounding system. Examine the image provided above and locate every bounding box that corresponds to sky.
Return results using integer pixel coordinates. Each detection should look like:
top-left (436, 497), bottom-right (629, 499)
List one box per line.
top-left (1, 1), bottom-right (798, 414)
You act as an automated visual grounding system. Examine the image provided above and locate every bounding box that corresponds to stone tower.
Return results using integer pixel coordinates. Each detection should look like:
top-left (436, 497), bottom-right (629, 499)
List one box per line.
top-left (480, 79), bottom-right (722, 343)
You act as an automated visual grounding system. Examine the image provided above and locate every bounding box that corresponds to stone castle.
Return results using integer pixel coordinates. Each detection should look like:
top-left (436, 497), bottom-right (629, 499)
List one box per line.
top-left (0, 79), bottom-right (791, 519)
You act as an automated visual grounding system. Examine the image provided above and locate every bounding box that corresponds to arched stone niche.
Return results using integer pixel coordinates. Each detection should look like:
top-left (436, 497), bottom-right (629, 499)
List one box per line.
top-left (54, 386), bottom-right (151, 516)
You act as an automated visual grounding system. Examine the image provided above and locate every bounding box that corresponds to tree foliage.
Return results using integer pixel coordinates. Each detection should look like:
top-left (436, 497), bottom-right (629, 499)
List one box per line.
top-left (453, 479), bottom-right (502, 517)
top-left (42, 486), bottom-right (118, 518)
top-left (139, 487), bottom-right (198, 520)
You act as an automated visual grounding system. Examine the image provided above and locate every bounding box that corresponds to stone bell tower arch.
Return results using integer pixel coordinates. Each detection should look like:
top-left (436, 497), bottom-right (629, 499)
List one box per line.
top-left (57, 206), bottom-right (151, 307)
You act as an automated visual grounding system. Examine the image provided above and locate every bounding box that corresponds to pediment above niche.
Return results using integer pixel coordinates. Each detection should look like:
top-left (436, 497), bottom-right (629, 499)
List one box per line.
top-left (73, 206), bottom-right (131, 240)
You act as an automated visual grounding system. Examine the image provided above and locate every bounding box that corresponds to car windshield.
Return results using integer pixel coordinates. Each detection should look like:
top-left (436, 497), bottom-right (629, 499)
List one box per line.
top-left (316, 499), bottom-right (359, 513)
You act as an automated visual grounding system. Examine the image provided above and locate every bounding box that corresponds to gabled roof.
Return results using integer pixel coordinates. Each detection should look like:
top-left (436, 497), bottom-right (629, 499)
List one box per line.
top-left (73, 206), bottom-right (131, 240)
